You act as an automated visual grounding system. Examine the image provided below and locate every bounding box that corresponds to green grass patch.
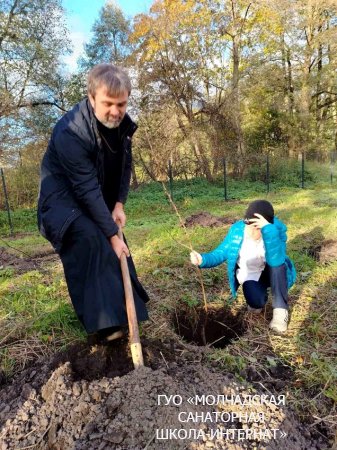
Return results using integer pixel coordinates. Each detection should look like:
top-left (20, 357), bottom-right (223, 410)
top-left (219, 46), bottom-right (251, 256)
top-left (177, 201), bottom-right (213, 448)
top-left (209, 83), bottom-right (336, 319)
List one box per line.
top-left (0, 209), bottom-right (37, 235)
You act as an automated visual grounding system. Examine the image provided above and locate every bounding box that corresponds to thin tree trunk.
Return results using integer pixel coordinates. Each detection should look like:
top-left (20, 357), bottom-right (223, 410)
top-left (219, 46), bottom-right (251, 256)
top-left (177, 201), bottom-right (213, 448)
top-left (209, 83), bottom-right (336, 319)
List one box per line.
top-left (315, 25), bottom-right (323, 133)
top-left (232, 35), bottom-right (244, 164)
top-left (131, 161), bottom-right (139, 189)
top-left (137, 152), bottom-right (157, 182)
top-left (190, 130), bottom-right (213, 182)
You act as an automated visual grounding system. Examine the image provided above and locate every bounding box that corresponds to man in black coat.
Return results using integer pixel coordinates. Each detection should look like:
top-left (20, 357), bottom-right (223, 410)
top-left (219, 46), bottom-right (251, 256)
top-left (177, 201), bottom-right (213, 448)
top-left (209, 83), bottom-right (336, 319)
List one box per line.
top-left (37, 64), bottom-right (149, 341)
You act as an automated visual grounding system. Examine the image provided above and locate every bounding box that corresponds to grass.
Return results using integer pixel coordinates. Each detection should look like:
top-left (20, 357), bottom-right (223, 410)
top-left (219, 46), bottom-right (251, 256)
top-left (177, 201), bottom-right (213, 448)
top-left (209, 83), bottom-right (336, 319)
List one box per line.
top-left (0, 177), bottom-right (336, 441)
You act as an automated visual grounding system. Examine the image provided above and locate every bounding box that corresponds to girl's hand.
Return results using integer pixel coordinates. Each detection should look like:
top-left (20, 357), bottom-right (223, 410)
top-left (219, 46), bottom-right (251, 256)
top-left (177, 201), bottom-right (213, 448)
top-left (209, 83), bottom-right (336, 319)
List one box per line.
top-left (190, 250), bottom-right (202, 266)
top-left (249, 213), bottom-right (270, 229)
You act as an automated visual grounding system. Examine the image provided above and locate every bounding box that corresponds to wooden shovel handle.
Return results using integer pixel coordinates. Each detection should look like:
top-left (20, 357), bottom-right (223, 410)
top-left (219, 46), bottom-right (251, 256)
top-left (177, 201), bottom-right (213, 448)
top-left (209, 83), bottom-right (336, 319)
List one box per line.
top-left (118, 227), bottom-right (144, 369)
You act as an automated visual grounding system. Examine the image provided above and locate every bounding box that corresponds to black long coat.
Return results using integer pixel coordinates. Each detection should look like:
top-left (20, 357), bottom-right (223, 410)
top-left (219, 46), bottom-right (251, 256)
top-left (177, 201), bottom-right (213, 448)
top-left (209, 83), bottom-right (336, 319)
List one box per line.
top-left (37, 98), bottom-right (136, 252)
top-left (37, 99), bottom-right (149, 333)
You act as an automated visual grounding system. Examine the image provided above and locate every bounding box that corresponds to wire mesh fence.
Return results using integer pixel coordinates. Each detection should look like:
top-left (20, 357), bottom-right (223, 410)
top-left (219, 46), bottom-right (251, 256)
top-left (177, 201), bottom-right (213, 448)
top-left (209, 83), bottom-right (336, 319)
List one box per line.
top-left (1, 152), bottom-right (337, 235)
top-left (163, 152), bottom-right (337, 201)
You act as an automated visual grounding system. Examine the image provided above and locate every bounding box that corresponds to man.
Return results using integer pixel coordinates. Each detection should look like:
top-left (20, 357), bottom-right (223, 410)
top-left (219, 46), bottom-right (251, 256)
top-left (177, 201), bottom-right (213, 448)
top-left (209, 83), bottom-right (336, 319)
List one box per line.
top-left (38, 64), bottom-right (149, 342)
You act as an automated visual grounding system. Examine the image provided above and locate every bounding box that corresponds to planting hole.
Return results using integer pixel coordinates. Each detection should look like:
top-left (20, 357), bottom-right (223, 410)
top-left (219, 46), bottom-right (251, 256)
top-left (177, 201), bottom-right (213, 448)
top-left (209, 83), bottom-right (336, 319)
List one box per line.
top-left (173, 304), bottom-right (246, 348)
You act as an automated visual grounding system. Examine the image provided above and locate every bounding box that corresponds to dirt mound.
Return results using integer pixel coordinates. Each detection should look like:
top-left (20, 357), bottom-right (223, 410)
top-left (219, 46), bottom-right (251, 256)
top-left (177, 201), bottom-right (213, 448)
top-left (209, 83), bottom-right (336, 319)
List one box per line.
top-left (0, 339), bottom-right (326, 449)
top-left (184, 212), bottom-right (236, 228)
top-left (308, 239), bottom-right (337, 264)
top-left (0, 246), bottom-right (57, 273)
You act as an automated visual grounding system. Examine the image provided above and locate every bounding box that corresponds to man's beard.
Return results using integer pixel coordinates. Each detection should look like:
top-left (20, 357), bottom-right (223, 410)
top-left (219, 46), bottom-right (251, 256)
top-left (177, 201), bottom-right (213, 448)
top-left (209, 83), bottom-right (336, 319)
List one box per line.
top-left (100, 118), bottom-right (122, 129)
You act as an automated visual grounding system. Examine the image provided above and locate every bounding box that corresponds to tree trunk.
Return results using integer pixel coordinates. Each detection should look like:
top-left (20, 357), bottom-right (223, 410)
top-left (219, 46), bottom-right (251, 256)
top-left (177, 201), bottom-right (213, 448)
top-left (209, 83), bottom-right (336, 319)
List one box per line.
top-left (282, 43), bottom-right (295, 156)
top-left (177, 114), bottom-right (213, 181)
top-left (230, 12), bottom-right (245, 174)
top-left (190, 125), bottom-right (213, 182)
top-left (281, 34), bottom-right (294, 117)
top-left (131, 161), bottom-right (139, 189)
top-left (315, 25), bottom-right (323, 133)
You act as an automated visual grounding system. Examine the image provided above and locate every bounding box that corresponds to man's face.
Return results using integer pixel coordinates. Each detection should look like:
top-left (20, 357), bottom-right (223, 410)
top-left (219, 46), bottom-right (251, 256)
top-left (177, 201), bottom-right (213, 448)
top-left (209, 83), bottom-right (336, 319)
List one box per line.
top-left (89, 85), bottom-right (129, 129)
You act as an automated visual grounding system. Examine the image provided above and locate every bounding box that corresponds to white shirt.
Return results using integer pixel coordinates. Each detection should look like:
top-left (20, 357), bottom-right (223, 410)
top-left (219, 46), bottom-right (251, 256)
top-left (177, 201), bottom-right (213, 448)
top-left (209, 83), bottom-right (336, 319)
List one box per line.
top-left (236, 228), bottom-right (266, 285)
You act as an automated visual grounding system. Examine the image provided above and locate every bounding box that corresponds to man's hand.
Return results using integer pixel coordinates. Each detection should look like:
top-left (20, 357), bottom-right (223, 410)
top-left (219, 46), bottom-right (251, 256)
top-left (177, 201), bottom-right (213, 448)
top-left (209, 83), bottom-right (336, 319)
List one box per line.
top-left (112, 202), bottom-right (126, 227)
top-left (110, 235), bottom-right (130, 258)
top-left (249, 213), bottom-right (270, 229)
top-left (190, 250), bottom-right (202, 266)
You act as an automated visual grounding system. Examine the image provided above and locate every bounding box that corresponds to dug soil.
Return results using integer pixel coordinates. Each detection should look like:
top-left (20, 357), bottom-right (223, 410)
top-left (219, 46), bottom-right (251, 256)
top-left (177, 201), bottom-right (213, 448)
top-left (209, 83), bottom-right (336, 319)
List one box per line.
top-left (0, 337), bottom-right (328, 449)
top-left (0, 246), bottom-right (57, 273)
top-left (183, 212), bottom-right (237, 228)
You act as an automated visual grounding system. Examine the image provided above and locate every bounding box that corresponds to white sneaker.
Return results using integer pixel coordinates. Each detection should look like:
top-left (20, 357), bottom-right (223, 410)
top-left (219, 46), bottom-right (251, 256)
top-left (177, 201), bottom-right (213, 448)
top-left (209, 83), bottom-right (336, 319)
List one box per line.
top-left (269, 308), bottom-right (289, 333)
top-left (247, 305), bottom-right (262, 314)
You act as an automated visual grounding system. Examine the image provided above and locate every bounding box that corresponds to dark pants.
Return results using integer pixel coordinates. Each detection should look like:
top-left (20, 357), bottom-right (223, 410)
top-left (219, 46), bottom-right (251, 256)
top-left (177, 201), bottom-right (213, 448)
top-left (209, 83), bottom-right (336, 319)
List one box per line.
top-left (240, 264), bottom-right (288, 310)
top-left (59, 215), bottom-right (149, 334)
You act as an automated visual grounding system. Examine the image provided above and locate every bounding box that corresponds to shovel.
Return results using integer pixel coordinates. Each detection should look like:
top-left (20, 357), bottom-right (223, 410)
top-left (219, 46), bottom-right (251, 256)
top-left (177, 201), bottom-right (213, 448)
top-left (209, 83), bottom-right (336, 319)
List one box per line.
top-left (118, 226), bottom-right (144, 369)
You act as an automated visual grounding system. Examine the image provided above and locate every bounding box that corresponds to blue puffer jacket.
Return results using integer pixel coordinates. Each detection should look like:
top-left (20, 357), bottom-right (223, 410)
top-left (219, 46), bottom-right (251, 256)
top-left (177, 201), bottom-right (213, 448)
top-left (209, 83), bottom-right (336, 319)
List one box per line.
top-left (199, 217), bottom-right (296, 298)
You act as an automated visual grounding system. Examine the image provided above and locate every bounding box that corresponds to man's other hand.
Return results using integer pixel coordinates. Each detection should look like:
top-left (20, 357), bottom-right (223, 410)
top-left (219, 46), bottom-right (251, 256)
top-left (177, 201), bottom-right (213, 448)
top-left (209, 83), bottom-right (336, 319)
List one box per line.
top-left (110, 235), bottom-right (130, 258)
top-left (112, 202), bottom-right (126, 227)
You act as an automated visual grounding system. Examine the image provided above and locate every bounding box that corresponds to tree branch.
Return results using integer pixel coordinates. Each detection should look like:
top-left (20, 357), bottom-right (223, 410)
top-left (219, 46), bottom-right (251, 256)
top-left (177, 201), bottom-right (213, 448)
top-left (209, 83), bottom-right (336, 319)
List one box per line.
top-left (317, 98), bottom-right (337, 109)
top-left (18, 101), bottom-right (68, 112)
top-left (312, 90), bottom-right (337, 98)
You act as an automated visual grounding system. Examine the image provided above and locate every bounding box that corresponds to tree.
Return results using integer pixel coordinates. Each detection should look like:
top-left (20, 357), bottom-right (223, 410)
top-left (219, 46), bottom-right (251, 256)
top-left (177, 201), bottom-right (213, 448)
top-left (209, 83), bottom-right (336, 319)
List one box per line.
top-left (258, 0), bottom-right (337, 156)
top-left (0, 0), bottom-right (70, 165)
top-left (132, 0), bottom-right (225, 181)
top-left (133, 102), bottom-right (188, 182)
top-left (80, 0), bottom-right (131, 69)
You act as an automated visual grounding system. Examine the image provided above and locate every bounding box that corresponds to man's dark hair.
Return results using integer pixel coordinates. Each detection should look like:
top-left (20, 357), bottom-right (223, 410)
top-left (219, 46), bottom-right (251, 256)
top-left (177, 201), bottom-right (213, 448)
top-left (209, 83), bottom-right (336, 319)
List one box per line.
top-left (87, 64), bottom-right (131, 98)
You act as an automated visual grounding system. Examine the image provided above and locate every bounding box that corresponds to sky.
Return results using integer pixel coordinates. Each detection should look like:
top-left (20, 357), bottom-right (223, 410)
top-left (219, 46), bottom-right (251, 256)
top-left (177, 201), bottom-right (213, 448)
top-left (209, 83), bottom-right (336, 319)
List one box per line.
top-left (62, 0), bottom-right (153, 72)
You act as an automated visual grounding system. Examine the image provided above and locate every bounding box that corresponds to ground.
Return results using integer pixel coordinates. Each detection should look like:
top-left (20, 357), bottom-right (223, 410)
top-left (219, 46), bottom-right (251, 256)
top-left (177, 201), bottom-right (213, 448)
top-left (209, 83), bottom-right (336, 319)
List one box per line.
top-left (0, 338), bottom-right (326, 449)
top-left (1, 188), bottom-right (337, 449)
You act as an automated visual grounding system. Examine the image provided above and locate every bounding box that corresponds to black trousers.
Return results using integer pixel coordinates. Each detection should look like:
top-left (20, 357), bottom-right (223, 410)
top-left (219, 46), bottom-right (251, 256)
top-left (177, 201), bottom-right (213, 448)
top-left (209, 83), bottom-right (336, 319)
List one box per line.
top-left (59, 215), bottom-right (149, 333)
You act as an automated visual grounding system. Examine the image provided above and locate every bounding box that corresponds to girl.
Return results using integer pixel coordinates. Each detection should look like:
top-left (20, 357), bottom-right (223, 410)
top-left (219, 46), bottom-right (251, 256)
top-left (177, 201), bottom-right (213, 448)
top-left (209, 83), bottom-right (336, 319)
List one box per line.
top-left (190, 200), bottom-right (296, 333)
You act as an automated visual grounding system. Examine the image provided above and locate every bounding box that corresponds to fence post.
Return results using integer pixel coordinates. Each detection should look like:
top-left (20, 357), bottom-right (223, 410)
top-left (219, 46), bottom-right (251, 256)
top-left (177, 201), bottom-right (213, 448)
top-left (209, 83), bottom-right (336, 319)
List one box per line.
top-left (330, 151), bottom-right (333, 186)
top-left (168, 158), bottom-right (174, 201)
top-left (223, 157), bottom-right (228, 201)
top-left (266, 153), bottom-right (270, 193)
top-left (301, 152), bottom-right (305, 189)
top-left (0, 168), bottom-right (14, 236)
